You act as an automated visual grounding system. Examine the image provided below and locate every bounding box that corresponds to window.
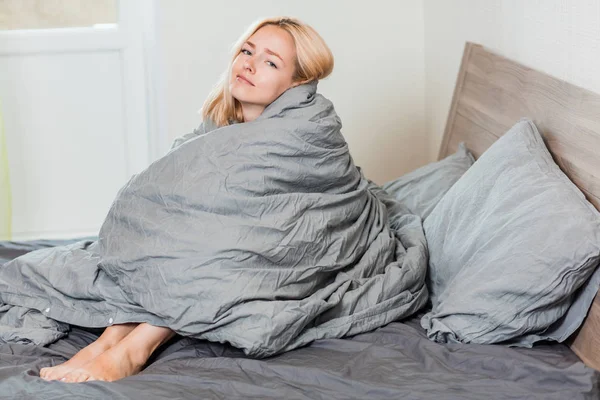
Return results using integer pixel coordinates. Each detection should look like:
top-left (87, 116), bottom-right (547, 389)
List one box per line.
top-left (0, 0), bottom-right (117, 31)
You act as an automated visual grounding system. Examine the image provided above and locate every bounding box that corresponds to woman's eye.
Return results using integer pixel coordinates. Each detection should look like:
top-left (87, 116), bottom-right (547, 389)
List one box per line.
top-left (241, 49), bottom-right (251, 55)
top-left (267, 61), bottom-right (277, 69)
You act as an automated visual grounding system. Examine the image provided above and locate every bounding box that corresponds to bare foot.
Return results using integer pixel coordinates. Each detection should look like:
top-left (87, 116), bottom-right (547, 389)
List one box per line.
top-left (40, 323), bottom-right (138, 381)
top-left (60, 338), bottom-right (147, 383)
top-left (40, 337), bottom-right (111, 381)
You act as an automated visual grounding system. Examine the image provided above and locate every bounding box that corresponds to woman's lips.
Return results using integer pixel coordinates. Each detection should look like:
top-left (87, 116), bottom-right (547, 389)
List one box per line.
top-left (236, 75), bottom-right (254, 86)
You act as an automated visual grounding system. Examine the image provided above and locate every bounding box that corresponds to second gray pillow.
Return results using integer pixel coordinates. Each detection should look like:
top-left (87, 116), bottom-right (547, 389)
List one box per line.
top-left (382, 143), bottom-right (474, 220)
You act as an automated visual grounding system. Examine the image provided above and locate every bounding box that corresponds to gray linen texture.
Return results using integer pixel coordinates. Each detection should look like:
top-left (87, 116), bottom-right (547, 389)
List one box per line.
top-left (421, 118), bottom-right (600, 346)
top-left (0, 81), bottom-right (428, 357)
top-left (383, 142), bottom-right (474, 220)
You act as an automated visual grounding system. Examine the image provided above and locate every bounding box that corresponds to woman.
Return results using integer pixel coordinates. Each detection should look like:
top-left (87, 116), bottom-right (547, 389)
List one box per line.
top-left (40, 16), bottom-right (334, 383)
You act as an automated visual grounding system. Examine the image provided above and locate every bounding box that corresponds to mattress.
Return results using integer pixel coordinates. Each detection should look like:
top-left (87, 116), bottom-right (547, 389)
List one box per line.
top-left (0, 239), bottom-right (598, 399)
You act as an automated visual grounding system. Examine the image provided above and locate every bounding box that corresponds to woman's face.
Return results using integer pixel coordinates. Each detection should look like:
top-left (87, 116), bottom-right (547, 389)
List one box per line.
top-left (229, 25), bottom-right (297, 116)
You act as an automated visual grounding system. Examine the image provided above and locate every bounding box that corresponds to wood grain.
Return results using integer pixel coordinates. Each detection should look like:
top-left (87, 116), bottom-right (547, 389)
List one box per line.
top-left (441, 42), bottom-right (600, 370)
top-left (438, 42), bottom-right (473, 160)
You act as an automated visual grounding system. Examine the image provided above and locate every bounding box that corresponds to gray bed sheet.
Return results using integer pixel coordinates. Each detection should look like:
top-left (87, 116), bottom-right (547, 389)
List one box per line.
top-left (1, 240), bottom-right (598, 399)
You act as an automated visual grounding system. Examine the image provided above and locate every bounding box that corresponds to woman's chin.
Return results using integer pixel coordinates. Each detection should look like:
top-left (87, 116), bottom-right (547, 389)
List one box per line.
top-left (231, 93), bottom-right (258, 106)
top-left (230, 85), bottom-right (254, 99)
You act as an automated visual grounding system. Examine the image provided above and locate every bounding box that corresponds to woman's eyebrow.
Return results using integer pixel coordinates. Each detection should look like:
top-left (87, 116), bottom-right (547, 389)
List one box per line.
top-left (245, 41), bottom-right (286, 66)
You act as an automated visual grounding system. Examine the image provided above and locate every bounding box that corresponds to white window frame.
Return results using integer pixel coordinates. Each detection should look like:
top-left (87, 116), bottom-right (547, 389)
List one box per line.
top-left (0, 0), bottom-right (166, 173)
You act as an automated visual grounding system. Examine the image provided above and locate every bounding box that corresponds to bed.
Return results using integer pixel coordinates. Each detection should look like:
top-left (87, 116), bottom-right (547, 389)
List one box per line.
top-left (1, 42), bottom-right (599, 399)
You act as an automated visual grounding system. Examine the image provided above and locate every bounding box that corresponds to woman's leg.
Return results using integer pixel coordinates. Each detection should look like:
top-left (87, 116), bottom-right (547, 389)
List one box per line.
top-left (40, 323), bottom-right (139, 381)
top-left (61, 323), bottom-right (175, 383)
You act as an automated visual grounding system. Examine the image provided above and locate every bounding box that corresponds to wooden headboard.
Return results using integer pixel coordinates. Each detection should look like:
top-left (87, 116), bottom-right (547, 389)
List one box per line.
top-left (439, 42), bottom-right (600, 370)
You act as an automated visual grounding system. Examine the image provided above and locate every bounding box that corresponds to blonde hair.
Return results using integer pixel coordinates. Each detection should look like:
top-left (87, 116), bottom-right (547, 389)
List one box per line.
top-left (201, 17), bottom-right (334, 127)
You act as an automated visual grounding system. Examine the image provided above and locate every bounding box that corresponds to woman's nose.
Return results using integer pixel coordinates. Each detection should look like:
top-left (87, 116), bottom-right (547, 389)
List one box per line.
top-left (243, 58), bottom-right (254, 72)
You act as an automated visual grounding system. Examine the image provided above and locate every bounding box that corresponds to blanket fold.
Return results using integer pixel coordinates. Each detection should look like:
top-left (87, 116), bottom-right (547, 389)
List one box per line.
top-left (0, 81), bottom-right (428, 357)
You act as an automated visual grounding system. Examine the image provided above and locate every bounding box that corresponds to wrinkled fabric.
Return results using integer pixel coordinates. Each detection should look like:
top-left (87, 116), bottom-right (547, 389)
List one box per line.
top-left (0, 81), bottom-right (428, 357)
top-left (422, 119), bottom-right (600, 346)
top-left (383, 142), bottom-right (474, 220)
top-left (1, 241), bottom-right (597, 399)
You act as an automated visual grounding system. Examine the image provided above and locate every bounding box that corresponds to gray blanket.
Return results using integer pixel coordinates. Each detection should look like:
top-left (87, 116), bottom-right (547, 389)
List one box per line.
top-left (2, 241), bottom-right (598, 400)
top-left (0, 81), bottom-right (428, 357)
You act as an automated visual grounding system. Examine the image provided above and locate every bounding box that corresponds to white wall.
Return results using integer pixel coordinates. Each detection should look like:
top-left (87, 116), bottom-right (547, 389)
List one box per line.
top-left (0, 1), bottom-right (151, 240)
top-left (157, 0), bottom-right (427, 184)
top-left (10, 1), bottom-right (600, 239)
top-left (423, 0), bottom-right (600, 161)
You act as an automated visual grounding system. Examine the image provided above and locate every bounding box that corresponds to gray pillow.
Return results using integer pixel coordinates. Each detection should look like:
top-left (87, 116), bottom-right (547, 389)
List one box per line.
top-left (421, 118), bottom-right (600, 347)
top-left (382, 143), bottom-right (474, 220)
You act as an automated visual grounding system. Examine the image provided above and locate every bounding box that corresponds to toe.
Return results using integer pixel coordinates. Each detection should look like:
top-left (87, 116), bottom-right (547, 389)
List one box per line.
top-left (60, 373), bottom-right (74, 383)
top-left (63, 370), bottom-right (88, 383)
top-left (74, 372), bottom-right (91, 383)
top-left (41, 367), bottom-right (61, 381)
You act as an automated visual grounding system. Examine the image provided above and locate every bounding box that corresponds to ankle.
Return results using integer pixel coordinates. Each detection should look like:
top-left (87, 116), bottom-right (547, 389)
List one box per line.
top-left (94, 335), bottom-right (119, 351)
top-left (111, 324), bottom-right (173, 368)
top-left (120, 339), bottom-right (152, 369)
top-left (100, 324), bottom-right (138, 347)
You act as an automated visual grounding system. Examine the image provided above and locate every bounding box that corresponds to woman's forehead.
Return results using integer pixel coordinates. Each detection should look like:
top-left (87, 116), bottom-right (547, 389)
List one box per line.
top-left (247, 25), bottom-right (296, 60)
